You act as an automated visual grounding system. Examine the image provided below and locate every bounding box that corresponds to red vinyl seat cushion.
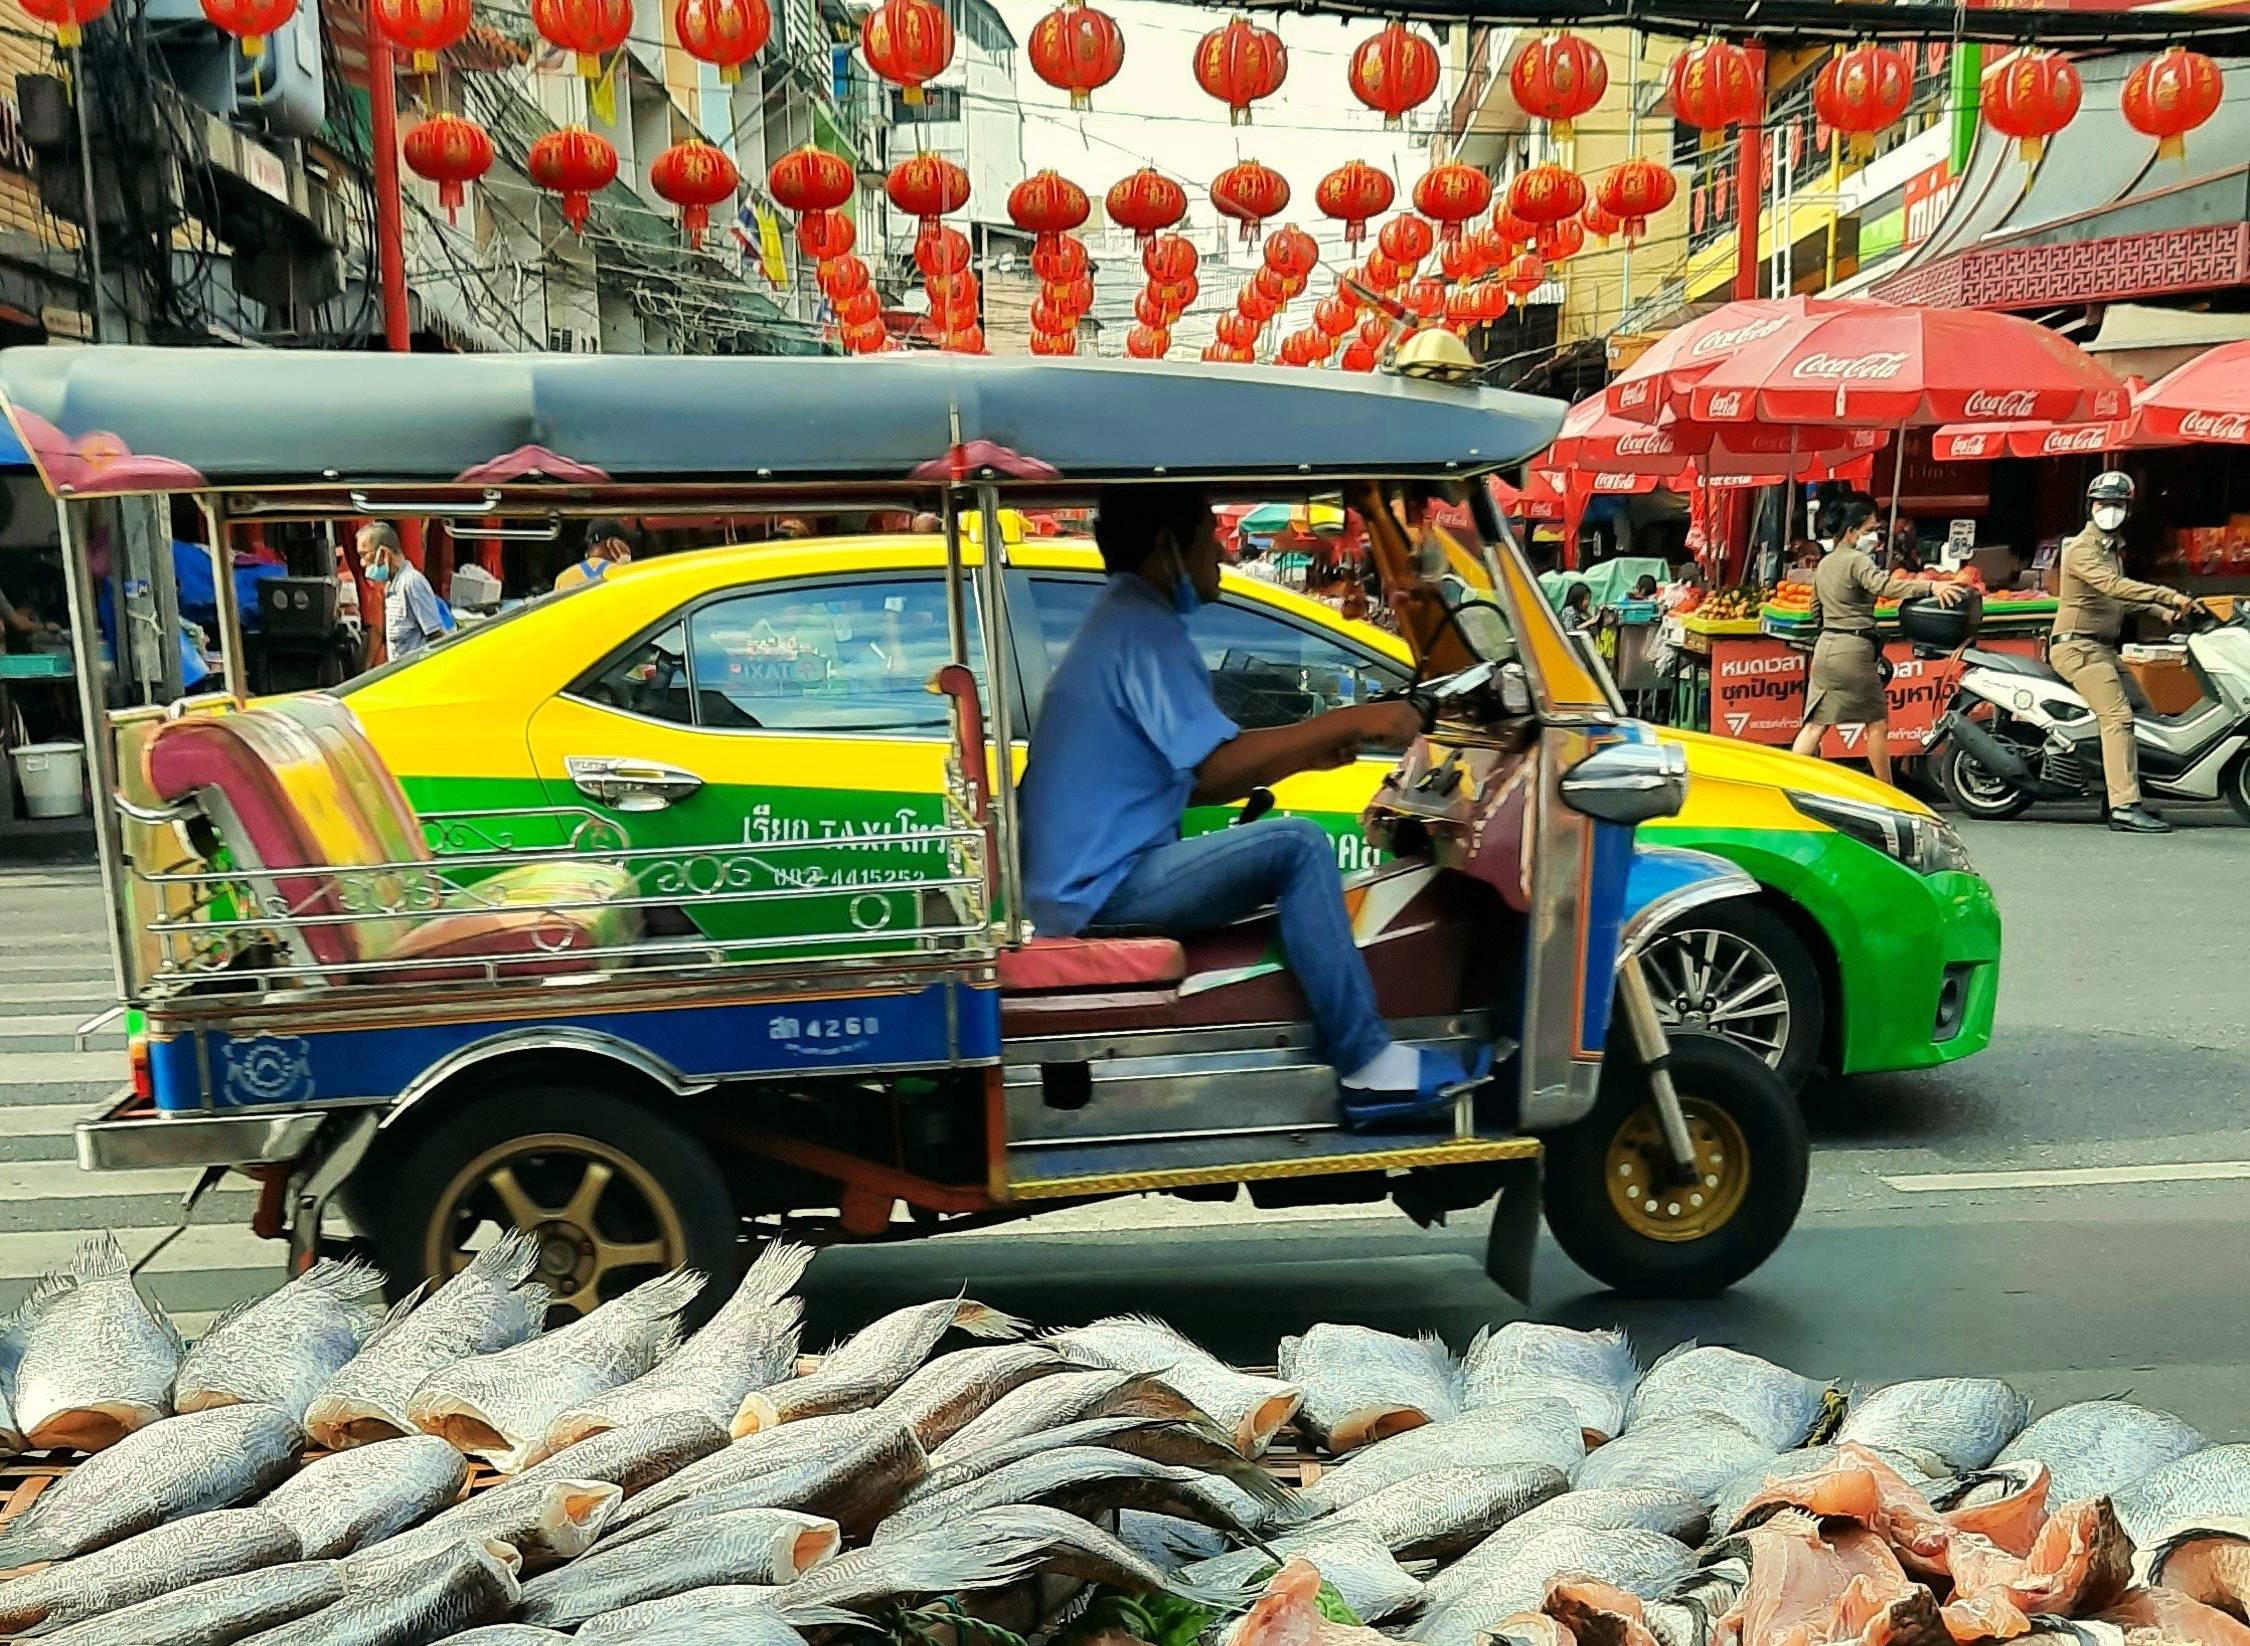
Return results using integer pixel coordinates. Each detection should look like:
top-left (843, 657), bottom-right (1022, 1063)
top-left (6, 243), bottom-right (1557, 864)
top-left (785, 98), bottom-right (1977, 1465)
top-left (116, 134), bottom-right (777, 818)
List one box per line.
top-left (997, 935), bottom-right (1185, 993)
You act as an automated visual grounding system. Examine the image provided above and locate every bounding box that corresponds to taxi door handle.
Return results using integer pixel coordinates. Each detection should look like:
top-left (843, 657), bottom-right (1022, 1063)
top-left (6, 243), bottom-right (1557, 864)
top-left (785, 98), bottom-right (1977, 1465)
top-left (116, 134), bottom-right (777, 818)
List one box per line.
top-left (567, 756), bottom-right (704, 812)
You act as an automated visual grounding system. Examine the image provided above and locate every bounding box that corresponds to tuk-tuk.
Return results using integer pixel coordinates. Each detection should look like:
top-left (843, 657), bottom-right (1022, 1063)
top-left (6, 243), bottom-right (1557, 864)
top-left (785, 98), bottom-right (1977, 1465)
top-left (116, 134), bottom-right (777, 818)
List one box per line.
top-left (7, 345), bottom-right (1805, 1314)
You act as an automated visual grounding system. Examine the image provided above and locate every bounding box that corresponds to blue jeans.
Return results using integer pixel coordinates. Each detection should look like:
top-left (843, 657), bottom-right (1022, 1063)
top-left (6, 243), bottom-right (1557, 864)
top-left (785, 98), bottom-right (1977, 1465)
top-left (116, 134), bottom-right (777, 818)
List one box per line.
top-left (1087, 817), bottom-right (1391, 1074)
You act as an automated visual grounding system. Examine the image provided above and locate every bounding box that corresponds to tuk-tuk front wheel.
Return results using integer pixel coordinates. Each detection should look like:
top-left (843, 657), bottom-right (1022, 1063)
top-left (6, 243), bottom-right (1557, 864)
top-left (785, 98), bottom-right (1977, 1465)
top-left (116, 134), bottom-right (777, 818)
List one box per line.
top-left (367, 1083), bottom-right (738, 1323)
top-left (1542, 1032), bottom-right (1806, 1297)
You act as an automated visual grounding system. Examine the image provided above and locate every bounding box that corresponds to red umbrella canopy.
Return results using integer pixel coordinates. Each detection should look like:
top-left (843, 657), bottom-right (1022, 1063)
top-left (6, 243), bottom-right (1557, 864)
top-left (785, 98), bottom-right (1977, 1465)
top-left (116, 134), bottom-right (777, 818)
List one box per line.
top-left (2133, 341), bottom-right (2250, 445)
top-left (1604, 295), bottom-right (1854, 422)
top-left (1548, 391), bottom-right (1886, 475)
top-left (1682, 302), bottom-right (2129, 428)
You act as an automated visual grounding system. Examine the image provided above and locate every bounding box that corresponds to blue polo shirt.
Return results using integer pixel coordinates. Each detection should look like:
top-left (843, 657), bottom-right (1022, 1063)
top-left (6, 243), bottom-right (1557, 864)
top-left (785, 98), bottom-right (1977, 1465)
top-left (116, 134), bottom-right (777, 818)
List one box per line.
top-left (1020, 576), bottom-right (1240, 935)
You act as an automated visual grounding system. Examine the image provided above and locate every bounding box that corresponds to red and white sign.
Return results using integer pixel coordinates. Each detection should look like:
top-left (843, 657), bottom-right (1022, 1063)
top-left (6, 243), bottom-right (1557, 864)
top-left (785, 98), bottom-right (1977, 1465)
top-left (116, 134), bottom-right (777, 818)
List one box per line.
top-left (1707, 633), bottom-right (2045, 755)
top-left (1901, 159), bottom-right (1959, 251)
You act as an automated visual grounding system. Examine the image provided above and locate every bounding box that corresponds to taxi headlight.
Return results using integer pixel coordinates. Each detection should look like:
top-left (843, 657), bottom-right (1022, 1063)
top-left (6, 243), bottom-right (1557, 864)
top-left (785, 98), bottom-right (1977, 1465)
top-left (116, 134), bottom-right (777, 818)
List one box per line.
top-left (1787, 790), bottom-right (1975, 876)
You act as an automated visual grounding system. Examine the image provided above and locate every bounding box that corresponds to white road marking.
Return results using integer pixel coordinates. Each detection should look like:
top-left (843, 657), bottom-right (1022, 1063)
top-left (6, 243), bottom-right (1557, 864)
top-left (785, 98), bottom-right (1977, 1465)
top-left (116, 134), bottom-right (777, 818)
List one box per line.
top-left (1883, 1160), bottom-right (2250, 1193)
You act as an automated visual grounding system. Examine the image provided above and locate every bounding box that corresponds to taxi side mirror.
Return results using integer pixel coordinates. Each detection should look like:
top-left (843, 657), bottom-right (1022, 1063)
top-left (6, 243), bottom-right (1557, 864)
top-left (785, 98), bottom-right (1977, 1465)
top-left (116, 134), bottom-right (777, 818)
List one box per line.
top-left (1560, 741), bottom-right (1687, 826)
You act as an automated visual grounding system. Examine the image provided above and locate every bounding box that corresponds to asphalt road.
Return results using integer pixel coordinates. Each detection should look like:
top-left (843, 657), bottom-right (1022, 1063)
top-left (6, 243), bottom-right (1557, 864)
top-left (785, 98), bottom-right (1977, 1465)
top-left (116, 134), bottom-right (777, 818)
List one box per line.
top-left (6, 803), bottom-right (2247, 1435)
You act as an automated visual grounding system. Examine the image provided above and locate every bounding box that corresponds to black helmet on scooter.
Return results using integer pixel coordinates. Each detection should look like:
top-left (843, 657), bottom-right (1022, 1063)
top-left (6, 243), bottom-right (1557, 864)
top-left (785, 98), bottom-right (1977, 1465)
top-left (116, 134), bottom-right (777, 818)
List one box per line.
top-left (2087, 471), bottom-right (2136, 505)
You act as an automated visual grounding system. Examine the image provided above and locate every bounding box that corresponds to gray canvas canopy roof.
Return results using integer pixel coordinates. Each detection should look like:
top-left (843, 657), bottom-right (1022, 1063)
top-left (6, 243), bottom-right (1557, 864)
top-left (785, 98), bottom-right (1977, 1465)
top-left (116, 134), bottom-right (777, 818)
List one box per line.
top-left (0, 347), bottom-right (1565, 503)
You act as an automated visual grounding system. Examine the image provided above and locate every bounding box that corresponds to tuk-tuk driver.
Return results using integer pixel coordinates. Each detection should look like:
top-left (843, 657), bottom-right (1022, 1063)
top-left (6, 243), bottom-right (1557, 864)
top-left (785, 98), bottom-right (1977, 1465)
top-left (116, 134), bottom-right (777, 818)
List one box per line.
top-left (1020, 486), bottom-right (1485, 1130)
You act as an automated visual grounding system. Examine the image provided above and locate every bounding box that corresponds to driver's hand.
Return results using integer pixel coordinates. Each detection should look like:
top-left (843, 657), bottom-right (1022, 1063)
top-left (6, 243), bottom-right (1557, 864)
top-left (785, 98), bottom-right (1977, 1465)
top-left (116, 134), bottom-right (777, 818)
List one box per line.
top-left (1928, 581), bottom-right (1966, 608)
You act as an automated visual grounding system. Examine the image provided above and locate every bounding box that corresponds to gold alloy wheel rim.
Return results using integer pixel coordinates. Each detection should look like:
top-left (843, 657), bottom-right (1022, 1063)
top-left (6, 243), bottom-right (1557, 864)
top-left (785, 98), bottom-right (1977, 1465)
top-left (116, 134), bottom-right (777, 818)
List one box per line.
top-left (426, 1132), bottom-right (686, 1318)
top-left (1603, 1098), bottom-right (1751, 1242)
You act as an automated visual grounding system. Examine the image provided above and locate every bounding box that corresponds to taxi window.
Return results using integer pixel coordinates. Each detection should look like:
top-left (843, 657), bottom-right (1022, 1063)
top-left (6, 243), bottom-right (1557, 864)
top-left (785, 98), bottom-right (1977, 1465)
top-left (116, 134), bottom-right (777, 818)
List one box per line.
top-left (580, 621), bottom-right (691, 724)
top-left (1028, 575), bottom-right (1405, 729)
top-left (678, 578), bottom-right (982, 734)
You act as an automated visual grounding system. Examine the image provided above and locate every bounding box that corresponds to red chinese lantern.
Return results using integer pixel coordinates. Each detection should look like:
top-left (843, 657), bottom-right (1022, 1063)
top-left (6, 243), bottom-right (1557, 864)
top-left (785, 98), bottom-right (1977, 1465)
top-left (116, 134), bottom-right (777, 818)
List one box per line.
top-left (798, 208), bottom-right (855, 260)
top-left (1669, 39), bottom-right (1761, 150)
top-left (1348, 23), bottom-right (1440, 130)
top-left (1444, 285), bottom-right (1482, 331)
top-left (1044, 274), bottom-right (1095, 317)
top-left (1400, 276), bottom-right (1444, 320)
top-left (1595, 156), bottom-right (1677, 242)
top-left (1264, 224), bottom-right (1319, 282)
top-left (1236, 282), bottom-right (1278, 324)
top-left (675, 0), bottom-right (769, 82)
top-left (1502, 252), bottom-right (1547, 306)
top-left (1194, 18), bottom-right (1286, 126)
top-left (18, 0), bottom-right (107, 48)
top-left (1143, 232), bottom-right (1197, 284)
top-left (531, 0), bottom-right (631, 77)
top-left (862, 0), bottom-right (953, 103)
top-left (887, 154), bottom-right (970, 232)
top-left (1508, 163), bottom-right (1585, 225)
top-left (1439, 236), bottom-right (1484, 283)
top-left (1216, 311), bottom-right (1263, 350)
top-left (1031, 330), bottom-right (1077, 357)
top-left (1029, 296), bottom-right (1078, 335)
top-left (1980, 49), bottom-right (2081, 165)
top-left (1509, 30), bottom-right (1609, 139)
top-left (1031, 234), bottom-right (1088, 284)
top-left (1469, 225), bottom-right (1508, 269)
top-left (1151, 274), bottom-right (1197, 315)
top-left (1132, 289), bottom-right (1168, 329)
top-left (1340, 338), bottom-right (1378, 372)
top-left (1109, 170), bottom-right (1188, 246)
top-left (1377, 215), bottom-right (1434, 269)
top-left (836, 289), bottom-right (882, 328)
top-left (947, 325), bottom-right (986, 354)
top-left (820, 254), bottom-right (871, 300)
top-left (1206, 343), bottom-right (1256, 365)
top-left (1315, 162), bottom-right (1394, 250)
top-left (1490, 204), bottom-right (1535, 249)
top-left (769, 146), bottom-right (853, 215)
top-left (926, 269), bottom-right (976, 308)
top-left (917, 225), bottom-right (971, 277)
top-left (842, 319), bottom-right (887, 353)
top-left (1028, 0), bottom-right (1124, 111)
top-left (1536, 218), bottom-right (1584, 263)
top-left (1813, 44), bottom-right (1913, 159)
top-left (202, 0), bottom-right (296, 57)
top-left (1277, 331), bottom-right (1315, 368)
top-left (1412, 163), bottom-right (1492, 245)
top-left (650, 139), bottom-right (739, 245)
top-left (1126, 324), bottom-right (1171, 359)
top-left (1212, 160), bottom-right (1289, 244)
top-left (527, 126), bottom-right (617, 235)
top-left (370, 0), bottom-right (472, 72)
top-left (1475, 281), bottom-right (1509, 323)
top-left (1250, 265), bottom-right (1290, 307)
top-left (1358, 314), bottom-right (1392, 345)
top-left (401, 114), bottom-right (492, 222)
top-left (1362, 251), bottom-right (1401, 292)
top-left (2121, 47), bottom-right (2221, 162)
top-left (1008, 170), bottom-right (1090, 257)
top-left (1314, 294), bottom-right (1356, 338)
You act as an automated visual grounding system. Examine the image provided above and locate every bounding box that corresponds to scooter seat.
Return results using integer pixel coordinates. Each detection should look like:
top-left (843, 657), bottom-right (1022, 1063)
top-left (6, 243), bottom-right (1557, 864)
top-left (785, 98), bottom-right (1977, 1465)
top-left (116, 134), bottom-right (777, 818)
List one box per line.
top-left (998, 936), bottom-right (1187, 993)
top-left (1963, 647), bottom-right (2064, 685)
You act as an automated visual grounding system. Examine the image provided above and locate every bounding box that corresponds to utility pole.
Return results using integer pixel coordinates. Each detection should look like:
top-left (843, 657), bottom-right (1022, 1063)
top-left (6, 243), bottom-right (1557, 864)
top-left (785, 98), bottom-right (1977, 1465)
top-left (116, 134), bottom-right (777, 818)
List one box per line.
top-left (364, 27), bottom-right (426, 571)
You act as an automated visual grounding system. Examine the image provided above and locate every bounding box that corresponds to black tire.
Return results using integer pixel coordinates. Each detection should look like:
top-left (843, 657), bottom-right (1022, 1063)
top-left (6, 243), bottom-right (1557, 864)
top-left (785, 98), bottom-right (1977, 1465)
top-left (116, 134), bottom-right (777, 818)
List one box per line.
top-left (1635, 899), bottom-right (1824, 1093)
top-left (1542, 1033), bottom-right (1807, 1297)
top-left (358, 1081), bottom-right (738, 1322)
top-left (1937, 735), bottom-right (2036, 821)
top-left (2225, 752), bottom-right (2250, 827)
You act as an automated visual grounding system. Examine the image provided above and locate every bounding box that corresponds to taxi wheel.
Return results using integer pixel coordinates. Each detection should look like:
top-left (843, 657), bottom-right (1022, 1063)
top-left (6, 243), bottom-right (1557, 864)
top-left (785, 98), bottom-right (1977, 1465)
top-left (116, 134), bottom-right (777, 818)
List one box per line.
top-left (1638, 900), bottom-right (1822, 1093)
top-left (367, 1083), bottom-right (738, 1324)
top-left (1542, 1033), bottom-right (1806, 1298)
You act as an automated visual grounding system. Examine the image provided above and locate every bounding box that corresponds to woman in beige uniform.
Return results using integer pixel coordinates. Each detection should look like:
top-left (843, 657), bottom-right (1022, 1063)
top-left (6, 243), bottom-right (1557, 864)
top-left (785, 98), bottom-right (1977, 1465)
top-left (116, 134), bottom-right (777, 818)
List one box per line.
top-left (1789, 493), bottom-right (1961, 786)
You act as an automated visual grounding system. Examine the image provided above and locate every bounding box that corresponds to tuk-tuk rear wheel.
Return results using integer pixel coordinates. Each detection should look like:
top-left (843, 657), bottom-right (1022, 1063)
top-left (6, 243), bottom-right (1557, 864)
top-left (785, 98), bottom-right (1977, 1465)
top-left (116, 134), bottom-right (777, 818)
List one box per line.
top-left (1542, 1032), bottom-right (1806, 1297)
top-left (367, 1082), bottom-right (739, 1323)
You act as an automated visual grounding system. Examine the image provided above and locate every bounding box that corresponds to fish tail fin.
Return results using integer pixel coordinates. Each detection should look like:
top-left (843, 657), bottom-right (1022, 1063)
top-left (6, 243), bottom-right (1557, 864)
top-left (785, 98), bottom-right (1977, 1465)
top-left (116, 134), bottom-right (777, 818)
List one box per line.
top-left (1211, 1453), bottom-right (1300, 1518)
top-left (296, 1256), bottom-right (385, 1303)
top-left (362, 1280), bottom-right (429, 1348)
top-left (620, 1267), bottom-right (706, 1324)
top-left (743, 1240), bottom-right (816, 1303)
top-left (470, 1228), bottom-right (545, 1291)
top-left (954, 1299), bottom-right (1029, 1341)
top-left (1414, 1330), bottom-right (1460, 1382)
top-left (73, 1229), bottom-right (131, 1279)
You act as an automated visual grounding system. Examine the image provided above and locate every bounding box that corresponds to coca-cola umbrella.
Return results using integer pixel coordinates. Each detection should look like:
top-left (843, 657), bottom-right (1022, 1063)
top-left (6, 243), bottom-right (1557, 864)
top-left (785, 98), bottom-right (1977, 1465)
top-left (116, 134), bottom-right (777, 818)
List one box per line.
top-left (1604, 296), bottom-right (1853, 423)
top-left (2132, 341), bottom-right (2250, 445)
top-left (1549, 391), bottom-right (1885, 475)
top-left (1929, 376), bottom-right (2168, 461)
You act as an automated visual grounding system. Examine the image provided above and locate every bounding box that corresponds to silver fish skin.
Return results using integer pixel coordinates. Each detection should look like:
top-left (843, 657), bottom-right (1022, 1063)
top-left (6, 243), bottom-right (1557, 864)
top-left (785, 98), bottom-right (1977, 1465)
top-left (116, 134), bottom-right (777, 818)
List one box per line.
top-left (1292, 1397), bottom-right (1586, 1520)
top-left (733, 1295), bottom-right (1028, 1434)
top-left (1304, 1461), bottom-right (1566, 1560)
top-left (601, 1412), bottom-right (888, 1534)
top-left (874, 1342), bottom-right (1064, 1448)
top-left (408, 1268), bottom-right (705, 1473)
top-left (0, 1402), bottom-right (303, 1567)
top-left (536, 1244), bottom-right (812, 1463)
top-left (1460, 1323), bottom-right (1640, 1444)
top-left (1280, 1324), bottom-right (1459, 1455)
top-left (1178, 1525), bottom-right (1426, 1621)
top-left (1414, 1525), bottom-right (1697, 1646)
top-left (430, 1631), bottom-right (573, 1645)
top-left (930, 1367), bottom-right (1201, 1463)
top-left (576, 1596), bottom-right (837, 1646)
top-left (909, 1412), bottom-right (1250, 1501)
top-left (603, 1415), bottom-right (926, 1548)
top-left (2113, 1443), bottom-right (2250, 1547)
top-left (1575, 1409), bottom-right (1776, 1503)
top-left (518, 1508), bottom-right (840, 1627)
top-left (1422, 1486), bottom-right (1708, 1613)
top-left (174, 1259), bottom-right (384, 1420)
top-left (11, 1231), bottom-right (182, 1453)
top-left (255, 1434), bottom-right (470, 1558)
top-left (1116, 1511), bottom-right (1232, 1573)
top-left (0, 1506), bottom-right (299, 1634)
top-left (306, 1234), bottom-right (548, 1450)
top-left (1042, 1315), bottom-right (1301, 1457)
top-left (504, 1410), bottom-right (730, 1503)
top-left (1835, 1376), bottom-right (2030, 1473)
top-left (1997, 1400), bottom-right (2207, 1504)
top-left (31, 1561), bottom-right (349, 1646)
top-left (1625, 1343), bottom-right (1833, 1451)
top-left (1712, 1443), bottom-right (1931, 1534)
top-left (877, 1442), bottom-right (1292, 1539)
top-left (244, 1538), bottom-right (522, 1646)
top-left (367, 1479), bottom-right (622, 1573)
top-left (956, 1503), bottom-right (1177, 1596)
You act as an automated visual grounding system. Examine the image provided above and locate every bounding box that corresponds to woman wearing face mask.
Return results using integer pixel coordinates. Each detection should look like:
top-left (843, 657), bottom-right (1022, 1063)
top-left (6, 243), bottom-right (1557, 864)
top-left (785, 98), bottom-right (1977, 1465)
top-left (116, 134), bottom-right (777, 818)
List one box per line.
top-left (1017, 485), bottom-right (1485, 1130)
top-left (1789, 492), bottom-right (1963, 786)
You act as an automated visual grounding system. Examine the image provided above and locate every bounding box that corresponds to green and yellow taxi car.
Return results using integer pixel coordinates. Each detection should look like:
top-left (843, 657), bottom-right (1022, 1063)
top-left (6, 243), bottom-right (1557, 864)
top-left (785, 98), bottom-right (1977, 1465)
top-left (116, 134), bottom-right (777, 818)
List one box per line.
top-left (340, 524), bottom-right (1999, 1092)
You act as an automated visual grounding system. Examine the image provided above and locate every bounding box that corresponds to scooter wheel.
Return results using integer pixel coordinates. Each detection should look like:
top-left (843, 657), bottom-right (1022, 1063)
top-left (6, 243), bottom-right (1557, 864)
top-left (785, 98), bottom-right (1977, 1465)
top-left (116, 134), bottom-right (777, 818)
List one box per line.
top-left (1936, 736), bottom-right (2036, 821)
top-left (1542, 1032), bottom-right (1807, 1297)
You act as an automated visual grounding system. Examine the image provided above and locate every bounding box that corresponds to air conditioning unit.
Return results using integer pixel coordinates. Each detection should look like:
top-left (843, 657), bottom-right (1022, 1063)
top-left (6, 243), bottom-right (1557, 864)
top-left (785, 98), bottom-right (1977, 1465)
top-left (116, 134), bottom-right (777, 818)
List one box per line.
top-left (144, 0), bottom-right (325, 139)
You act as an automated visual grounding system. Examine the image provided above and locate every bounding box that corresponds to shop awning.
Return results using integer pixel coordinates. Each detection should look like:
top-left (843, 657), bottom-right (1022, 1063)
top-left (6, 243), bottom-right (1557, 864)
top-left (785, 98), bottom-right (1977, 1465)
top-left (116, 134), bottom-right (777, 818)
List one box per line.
top-left (2085, 304), bottom-right (2250, 384)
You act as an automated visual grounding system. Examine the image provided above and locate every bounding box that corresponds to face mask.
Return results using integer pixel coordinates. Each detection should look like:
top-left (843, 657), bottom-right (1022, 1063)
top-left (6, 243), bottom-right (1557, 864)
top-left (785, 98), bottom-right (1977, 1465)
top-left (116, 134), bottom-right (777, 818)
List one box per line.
top-left (367, 560), bottom-right (391, 584)
top-left (1166, 542), bottom-right (1202, 616)
top-left (2093, 505), bottom-right (2127, 532)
